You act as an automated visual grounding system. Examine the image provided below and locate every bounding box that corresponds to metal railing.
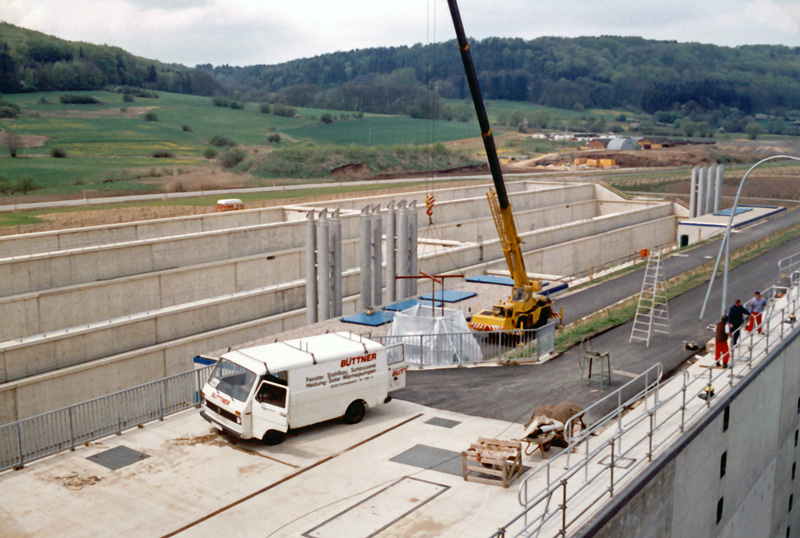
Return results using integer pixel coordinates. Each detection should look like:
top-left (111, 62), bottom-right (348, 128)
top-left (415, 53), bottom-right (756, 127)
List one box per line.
top-left (490, 283), bottom-right (800, 538)
top-left (0, 367), bottom-right (212, 472)
top-left (374, 323), bottom-right (556, 368)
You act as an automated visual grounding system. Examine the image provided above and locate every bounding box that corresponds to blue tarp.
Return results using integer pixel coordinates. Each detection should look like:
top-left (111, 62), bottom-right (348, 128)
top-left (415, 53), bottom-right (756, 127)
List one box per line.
top-left (341, 310), bottom-right (395, 326)
top-left (418, 290), bottom-right (477, 303)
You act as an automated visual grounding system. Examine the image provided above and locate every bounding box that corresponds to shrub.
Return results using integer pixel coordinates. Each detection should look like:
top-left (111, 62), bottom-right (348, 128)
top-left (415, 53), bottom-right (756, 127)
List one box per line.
top-left (59, 95), bottom-right (101, 104)
top-left (203, 148), bottom-right (218, 159)
top-left (144, 112), bottom-right (158, 122)
top-left (230, 100), bottom-right (245, 110)
top-left (16, 177), bottom-right (38, 194)
top-left (122, 93), bottom-right (134, 103)
top-left (37, 96), bottom-right (50, 105)
top-left (152, 150), bottom-right (174, 158)
top-left (50, 147), bottom-right (67, 158)
top-left (212, 95), bottom-right (230, 107)
top-left (209, 134), bottom-right (236, 147)
top-left (0, 106), bottom-right (17, 119)
top-left (267, 133), bottom-right (281, 143)
top-left (272, 104), bottom-right (296, 117)
top-left (259, 102), bottom-right (271, 114)
top-left (321, 113), bottom-right (333, 124)
top-left (219, 147), bottom-right (246, 168)
top-left (182, 124), bottom-right (192, 132)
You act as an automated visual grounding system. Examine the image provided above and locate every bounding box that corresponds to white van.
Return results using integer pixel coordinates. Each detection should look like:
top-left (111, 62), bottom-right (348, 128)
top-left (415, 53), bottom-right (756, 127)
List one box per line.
top-left (200, 333), bottom-right (406, 444)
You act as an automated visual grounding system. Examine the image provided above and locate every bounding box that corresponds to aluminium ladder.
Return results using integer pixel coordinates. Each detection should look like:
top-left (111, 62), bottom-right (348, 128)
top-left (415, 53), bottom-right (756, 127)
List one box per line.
top-left (629, 250), bottom-right (670, 346)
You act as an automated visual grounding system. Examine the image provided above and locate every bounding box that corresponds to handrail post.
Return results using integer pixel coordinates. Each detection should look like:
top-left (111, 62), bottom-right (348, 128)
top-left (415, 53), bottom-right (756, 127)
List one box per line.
top-left (68, 407), bottom-right (75, 451)
top-left (706, 367), bottom-right (713, 408)
top-left (159, 392), bottom-right (165, 421)
top-left (781, 309), bottom-right (785, 339)
top-left (15, 423), bottom-right (23, 469)
top-left (647, 411), bottom-right (654, 461)
top-left (748, 332), bottom-right (754, 370)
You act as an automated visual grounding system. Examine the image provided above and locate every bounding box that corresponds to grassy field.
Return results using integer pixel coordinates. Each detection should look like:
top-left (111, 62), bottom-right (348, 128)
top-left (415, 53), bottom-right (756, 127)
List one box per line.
top-left (0, 90), bottom-right (494, 197)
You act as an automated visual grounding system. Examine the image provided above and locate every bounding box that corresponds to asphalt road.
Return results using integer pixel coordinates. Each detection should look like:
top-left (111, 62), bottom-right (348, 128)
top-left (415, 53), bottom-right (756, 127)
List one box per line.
top-left (395, 209), bottom-right (800, 425)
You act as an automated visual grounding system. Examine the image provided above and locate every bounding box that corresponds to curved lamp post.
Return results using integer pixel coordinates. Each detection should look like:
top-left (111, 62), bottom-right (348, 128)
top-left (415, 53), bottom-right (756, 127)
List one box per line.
top-left (700, 155), bottom-right (800, 320)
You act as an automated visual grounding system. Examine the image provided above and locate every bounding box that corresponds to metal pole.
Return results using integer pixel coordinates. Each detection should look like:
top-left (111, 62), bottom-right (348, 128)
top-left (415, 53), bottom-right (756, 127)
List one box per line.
top-left (69, 408), bottom-right (75, 451)
top-left (700, 156), bottom-right (800, 321)
top-left (689, 166), bottom-right (697, 218)
top-left (318, 209), bottom-right (331, 320)
top-left (305, 210), bottom-right (318, 324)
top-left (372, 205), bottom-right (383, 308)
top-left (397, 201), bottom-right (409, 299)
top-left (331, 209), bottom-right (343, 317)
top-left (697, 165), bottom-right (706, 216)
top-left (16, 423), bottom-right (23, 469)
top-left (409, 201), bottom-right (419, 296)
top-left (715, 164), bottom-right (723, 213)
top-left (386, 201), bottom-right (396, 303)
top-left (706, 164), bottom-right (716, 214)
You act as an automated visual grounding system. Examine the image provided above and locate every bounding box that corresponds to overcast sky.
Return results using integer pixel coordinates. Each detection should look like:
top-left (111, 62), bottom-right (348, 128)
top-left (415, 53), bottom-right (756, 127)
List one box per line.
top-left (4, 0), bottom-right (800, 67)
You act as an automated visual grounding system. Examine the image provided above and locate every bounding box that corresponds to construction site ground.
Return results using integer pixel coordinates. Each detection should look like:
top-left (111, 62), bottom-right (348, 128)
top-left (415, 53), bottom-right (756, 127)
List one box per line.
top-left (2, 198), bottom-right (798, 538)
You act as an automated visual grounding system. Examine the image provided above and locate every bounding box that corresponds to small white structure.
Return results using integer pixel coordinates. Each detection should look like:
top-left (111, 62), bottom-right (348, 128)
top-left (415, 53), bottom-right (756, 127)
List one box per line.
top-left (387, 304), bottom-right (483, 367)
top-left (607, 137), bottom-right (636, 151)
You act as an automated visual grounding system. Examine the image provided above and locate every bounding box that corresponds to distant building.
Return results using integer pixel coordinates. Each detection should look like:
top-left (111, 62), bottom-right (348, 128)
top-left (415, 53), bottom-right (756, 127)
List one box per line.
top-left (607, 137), bottom-right (636, 150)
top-left (588, 138), bottom-right (612, 149)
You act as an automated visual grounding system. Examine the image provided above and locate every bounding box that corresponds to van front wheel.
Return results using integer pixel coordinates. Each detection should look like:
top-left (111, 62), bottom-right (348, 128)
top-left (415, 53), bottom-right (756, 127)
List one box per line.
top-left (262, 429), bottom-right (286, 445)
top-left (343, 401), bottom-right (366, 424)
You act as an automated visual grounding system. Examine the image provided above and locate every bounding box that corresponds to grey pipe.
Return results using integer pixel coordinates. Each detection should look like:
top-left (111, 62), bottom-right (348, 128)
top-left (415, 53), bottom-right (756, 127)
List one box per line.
top-left (408, 200), bottom-right (418, 296)
top-left (706, 164), bottom-right (715, 215)
top-left (715, 164), bottom-right (723, 213)
top-left (317, 209), bottom-right (330, 321)
top-left (305, 211), bottom-right (317, 325)
top-left (397, 201), bottom-right (409, 299)
top-left (689, 166), bottom-right (697, 218)
top-left (371, 205), bottom-right (383, 307)
top-left (360, 206), bottom-right (372, 310)
top-left (697, 165), bottom-right (706, 216)
top-left (331, 209), bottom-right (342, 317)
top-left (386, 201), bottom-right (396, 303)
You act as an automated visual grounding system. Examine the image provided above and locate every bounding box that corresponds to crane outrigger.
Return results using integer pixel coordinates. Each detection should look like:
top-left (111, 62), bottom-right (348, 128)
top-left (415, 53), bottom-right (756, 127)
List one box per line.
top-left (446, 0), bottom-right (562, 332)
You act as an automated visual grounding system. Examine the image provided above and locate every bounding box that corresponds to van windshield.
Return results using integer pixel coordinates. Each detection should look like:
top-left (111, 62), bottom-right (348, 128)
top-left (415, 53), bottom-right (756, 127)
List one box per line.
top-left (207, 359), bottom-right (257, 402)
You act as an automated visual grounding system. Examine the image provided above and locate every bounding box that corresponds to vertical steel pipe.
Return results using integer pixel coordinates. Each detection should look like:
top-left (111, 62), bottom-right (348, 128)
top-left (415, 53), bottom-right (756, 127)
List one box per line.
top-left (360, 206), bottom-right (373, 309)
top-left (305, 210), bottom-right (318, 324)
top-left (331, 209), bottom-right (343, 317)
top-left (372, 205), bottom-right (383, 307)
top-left (317, 209), bottom-right (331, 321)
top-left (386, 201), bottom-right (396, 303)
top-left (409, 200), bottom-right (419, 296)
top-left (397, 201), bottom-right (409, 299)
top-left (689, 166), bottom-right (697, 218)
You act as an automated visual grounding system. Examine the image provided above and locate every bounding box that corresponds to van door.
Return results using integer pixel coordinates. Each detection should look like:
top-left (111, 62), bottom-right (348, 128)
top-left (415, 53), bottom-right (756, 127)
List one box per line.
top-left (252, 380), bottom-right (290, 439)
top-left (386, 344), bottom-right (407, 391)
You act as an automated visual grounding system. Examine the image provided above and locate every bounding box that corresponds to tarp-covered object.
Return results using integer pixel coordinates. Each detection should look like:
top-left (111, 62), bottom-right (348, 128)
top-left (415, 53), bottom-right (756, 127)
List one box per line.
top-left (387, 304), bottom-right (483, 367)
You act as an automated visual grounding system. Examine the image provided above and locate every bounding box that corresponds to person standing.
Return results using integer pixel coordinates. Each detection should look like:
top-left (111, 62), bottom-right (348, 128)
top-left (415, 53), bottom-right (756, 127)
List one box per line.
top-left (728, 299), bottom-right (750, 346)
top-left (746, 291), bottom-right (767, 335)
top-left (715, 315), bottom-right (731, 368)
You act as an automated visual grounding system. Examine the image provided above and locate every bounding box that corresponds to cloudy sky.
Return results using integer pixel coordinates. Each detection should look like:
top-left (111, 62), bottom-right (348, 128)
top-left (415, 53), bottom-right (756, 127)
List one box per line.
top-left (3, 0), bottom-right (800, 67)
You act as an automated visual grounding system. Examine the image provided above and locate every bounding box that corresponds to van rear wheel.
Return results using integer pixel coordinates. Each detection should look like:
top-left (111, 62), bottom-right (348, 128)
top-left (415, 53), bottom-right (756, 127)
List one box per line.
top-left (262, 429), bottom-right (286, 445)
top-left (343, 401), bottom-right (366, 424)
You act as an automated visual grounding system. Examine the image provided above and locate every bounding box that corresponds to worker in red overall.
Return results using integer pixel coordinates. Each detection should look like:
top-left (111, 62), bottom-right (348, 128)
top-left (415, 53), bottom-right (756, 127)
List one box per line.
top-left (746, 291), bottom-right (767, 335)
top-left (715, 315), bottom-right (731, 368)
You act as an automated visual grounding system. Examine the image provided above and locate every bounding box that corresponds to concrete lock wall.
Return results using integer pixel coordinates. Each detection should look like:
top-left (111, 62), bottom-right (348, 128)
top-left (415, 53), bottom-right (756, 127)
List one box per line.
top-left (580, 331), bottom-right (800, 538)
top-left (0, 240), bottom-right (366, 340)
top-left (0, 269), bottom-right (367, 383)
top-left (0, 206), bottom-right (288, 258)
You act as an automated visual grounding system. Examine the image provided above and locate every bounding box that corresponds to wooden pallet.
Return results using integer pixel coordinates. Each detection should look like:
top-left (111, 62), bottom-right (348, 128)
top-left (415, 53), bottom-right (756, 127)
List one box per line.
top-left (461, 438), bottom-right (523, 488)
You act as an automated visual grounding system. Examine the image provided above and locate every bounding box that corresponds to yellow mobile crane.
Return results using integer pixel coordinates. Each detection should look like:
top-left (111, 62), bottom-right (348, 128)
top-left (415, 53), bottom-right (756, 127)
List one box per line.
top-left (446, 0), bottom-right (561, 332)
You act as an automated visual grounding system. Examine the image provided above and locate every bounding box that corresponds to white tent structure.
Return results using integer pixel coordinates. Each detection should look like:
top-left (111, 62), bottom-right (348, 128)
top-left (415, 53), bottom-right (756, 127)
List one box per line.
top-left (386, 304), bottom-right (483, 367)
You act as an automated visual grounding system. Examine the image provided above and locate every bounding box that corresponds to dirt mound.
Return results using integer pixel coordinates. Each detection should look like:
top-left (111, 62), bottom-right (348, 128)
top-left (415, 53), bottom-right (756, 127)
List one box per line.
top-left (331, 162), bottom-right (369, 179)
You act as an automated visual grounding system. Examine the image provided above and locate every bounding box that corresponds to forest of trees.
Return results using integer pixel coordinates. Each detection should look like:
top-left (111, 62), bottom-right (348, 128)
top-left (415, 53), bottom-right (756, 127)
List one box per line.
top-left (0, 22), bottom-right (223, 96)
top-left (4, 22), bottom-right (800, 136)
top-left (211, 36), bottom-right (800, 129)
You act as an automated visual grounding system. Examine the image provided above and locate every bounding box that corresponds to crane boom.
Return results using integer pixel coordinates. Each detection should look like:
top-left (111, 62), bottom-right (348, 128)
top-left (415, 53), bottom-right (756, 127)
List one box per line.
top-left (447, 0), bottom-right (559, 331)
